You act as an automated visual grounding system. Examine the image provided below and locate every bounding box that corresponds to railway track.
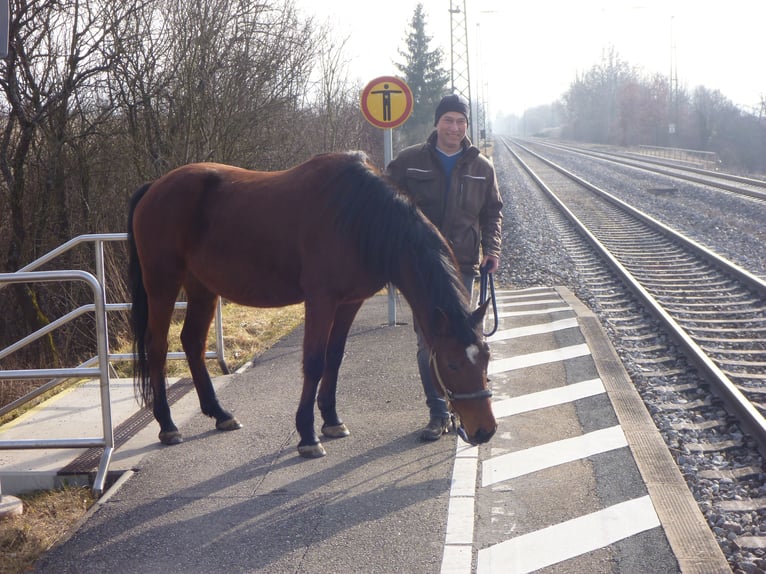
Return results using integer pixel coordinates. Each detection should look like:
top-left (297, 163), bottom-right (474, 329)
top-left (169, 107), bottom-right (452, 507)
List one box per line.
top-left (497, 136), bottom-right (766, 563)
top-left (525, 139), bottom-right (766, 202)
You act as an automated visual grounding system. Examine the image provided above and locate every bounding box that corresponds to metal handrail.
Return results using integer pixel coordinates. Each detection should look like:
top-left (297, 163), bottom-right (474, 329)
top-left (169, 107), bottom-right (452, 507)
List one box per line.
top-left (0, 233), bottom-right (227, 494)
top-left (0, 270), bottom-right (114, 495)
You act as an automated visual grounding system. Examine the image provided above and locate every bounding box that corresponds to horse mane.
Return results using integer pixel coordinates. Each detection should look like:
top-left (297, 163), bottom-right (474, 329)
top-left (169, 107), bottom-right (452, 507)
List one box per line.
top-left (326, 151), bottom-right (477, 344)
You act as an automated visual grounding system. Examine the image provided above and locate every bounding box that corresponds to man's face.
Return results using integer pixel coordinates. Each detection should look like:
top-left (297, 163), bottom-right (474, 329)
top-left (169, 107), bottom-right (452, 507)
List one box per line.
top-left (436, 112), bottom-right (468, 151)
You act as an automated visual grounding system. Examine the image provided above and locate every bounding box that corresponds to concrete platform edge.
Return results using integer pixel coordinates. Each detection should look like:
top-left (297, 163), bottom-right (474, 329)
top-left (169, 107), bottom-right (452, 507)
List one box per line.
top-left (556, 286), bottom-right (730, 572)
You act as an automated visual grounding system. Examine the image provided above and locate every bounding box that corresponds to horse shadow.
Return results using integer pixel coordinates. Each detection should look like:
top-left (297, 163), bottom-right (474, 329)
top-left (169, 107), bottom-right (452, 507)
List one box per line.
top-left (36, 428), bottom-right (454, 573)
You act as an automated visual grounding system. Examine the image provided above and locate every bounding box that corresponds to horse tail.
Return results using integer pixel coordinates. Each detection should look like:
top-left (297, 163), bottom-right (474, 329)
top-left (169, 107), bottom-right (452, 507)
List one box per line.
top-left (127, 182), bottom-right (153, 406)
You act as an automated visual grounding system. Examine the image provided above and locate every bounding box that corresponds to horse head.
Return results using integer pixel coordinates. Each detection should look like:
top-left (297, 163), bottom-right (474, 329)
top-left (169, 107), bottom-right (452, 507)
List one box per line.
top-left (429, 300), bottom-right (497, 445)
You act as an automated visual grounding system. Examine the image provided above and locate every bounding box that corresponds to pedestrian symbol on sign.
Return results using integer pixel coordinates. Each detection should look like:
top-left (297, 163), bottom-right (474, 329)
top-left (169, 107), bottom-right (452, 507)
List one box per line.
top-left (370, 84), bottom-right (402, 122)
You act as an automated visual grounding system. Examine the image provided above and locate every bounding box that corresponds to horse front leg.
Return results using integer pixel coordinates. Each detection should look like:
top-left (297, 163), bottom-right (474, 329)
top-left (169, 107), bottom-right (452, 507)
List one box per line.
top-left (296, 298), bottom-right (336, 458)
top-left (296, 352), bottom-right (325, 458)
top-left (181, 282), bottom-right (241, 433)
top-left (317, 301), bottom-right (363, 439)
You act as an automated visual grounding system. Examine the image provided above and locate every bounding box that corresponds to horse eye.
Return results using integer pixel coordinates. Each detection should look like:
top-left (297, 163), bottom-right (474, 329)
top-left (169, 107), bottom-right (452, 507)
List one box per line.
top-left (448, 362), bottom-right (459, 371)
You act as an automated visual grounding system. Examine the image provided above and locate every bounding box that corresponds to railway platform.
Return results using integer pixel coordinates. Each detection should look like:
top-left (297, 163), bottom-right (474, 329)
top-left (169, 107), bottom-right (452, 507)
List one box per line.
top-left (2, 288), bottom-right (729, 573)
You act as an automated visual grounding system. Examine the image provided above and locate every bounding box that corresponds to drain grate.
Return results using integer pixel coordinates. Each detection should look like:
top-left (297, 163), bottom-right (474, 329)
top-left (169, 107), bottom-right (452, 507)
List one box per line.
top-left (60, 378), bottom-right (194, 475)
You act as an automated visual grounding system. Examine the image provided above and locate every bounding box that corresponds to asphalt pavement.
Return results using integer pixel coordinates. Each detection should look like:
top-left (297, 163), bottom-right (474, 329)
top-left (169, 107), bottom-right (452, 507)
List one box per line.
top-left (33, 293), bottom-right (458, 574)
top-left (24, 286), bottom-right (728, 573)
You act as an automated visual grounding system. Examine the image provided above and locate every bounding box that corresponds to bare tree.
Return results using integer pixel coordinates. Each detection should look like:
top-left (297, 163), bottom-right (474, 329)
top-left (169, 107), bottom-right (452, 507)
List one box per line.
top-left (0, 0), bottom-right (381, 364)
top-left (311, 29), bottom-right (352, 151)
top-left (108, 0), bottom-right (319, 173)
top-left (0, 0), bottom-right (139, 353)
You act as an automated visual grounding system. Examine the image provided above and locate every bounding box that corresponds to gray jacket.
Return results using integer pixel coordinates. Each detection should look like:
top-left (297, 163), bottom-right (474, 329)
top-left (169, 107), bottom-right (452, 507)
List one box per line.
top-left (386, 131), bottom-right (503, 275)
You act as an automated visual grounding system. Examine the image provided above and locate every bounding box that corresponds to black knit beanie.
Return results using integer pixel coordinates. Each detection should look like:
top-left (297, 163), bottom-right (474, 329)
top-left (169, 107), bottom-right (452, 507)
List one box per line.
top-left (434, 94), bottom-right (469, 126)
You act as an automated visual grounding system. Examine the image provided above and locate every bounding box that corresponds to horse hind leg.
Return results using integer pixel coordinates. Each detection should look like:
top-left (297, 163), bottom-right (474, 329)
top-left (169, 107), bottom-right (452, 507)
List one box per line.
top-left (181, 280), bottom-right (242, 433)
top-left (145, 289), bottom-right (184, 445)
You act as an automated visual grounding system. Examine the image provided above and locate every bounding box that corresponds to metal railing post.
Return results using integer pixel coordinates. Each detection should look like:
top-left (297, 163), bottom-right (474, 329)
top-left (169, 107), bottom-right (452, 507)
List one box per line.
top-left (0, 233), bottom-right (230, 495)
top-left (92, 244), bottom-right (115, 492)
top-left (0, 270), bottom-right (113, 494)
top-left (215, 297), bottom-right (227, 373)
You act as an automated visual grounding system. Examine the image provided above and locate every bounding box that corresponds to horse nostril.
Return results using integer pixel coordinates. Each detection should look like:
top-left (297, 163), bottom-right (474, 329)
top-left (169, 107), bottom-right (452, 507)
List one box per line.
top-left (475, 426), bottom-right (496, 444)
top-left (458, 425), bottom-right (497, 445)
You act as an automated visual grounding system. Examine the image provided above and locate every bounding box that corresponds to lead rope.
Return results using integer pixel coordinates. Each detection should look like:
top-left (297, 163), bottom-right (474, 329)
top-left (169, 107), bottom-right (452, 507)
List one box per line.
top-left (428, 350), bottom-right (459, 434)
top-left (479, 265), bottom-right (498, 337)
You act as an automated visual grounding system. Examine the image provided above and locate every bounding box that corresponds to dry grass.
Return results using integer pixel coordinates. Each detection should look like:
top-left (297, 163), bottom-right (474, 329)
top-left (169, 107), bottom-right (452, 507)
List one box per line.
top-left (214, 302), bottom-right (304, 368)
top-left (110, 300), bottom-right (305, 379)
top-left (0, 486), bottom-right (95, 574)
top-left (1, 302), bottom-right (304, 425)
top-left (0, 302), bottom-right (304, 574)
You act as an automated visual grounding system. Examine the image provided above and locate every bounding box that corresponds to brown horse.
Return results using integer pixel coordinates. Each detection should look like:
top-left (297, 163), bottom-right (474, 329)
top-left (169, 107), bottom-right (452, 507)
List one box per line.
top-left (127, 151), bottom-right (496, 457)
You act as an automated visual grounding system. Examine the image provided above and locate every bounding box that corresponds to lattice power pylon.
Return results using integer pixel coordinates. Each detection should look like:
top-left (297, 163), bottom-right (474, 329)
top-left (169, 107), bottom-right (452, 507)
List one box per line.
top-left (449, 0), bottom-right (474, 140)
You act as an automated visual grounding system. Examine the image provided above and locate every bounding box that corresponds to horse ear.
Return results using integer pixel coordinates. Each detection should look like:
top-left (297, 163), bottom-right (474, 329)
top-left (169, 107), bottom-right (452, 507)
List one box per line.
top-left (470, 299), bottom-right (490, 329)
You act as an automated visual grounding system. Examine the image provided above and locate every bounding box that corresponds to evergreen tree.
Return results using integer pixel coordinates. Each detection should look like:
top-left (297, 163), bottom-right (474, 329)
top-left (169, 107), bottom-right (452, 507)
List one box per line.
top-left (395, 3), bottom-right (450, 147)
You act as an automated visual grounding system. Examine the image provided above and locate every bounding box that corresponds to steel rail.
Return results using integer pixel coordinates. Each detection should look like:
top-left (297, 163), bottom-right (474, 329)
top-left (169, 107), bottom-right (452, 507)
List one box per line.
top-left (502, 137), bottom-right (766, 458)
top-left (524, 139), bottom-right (766, 201)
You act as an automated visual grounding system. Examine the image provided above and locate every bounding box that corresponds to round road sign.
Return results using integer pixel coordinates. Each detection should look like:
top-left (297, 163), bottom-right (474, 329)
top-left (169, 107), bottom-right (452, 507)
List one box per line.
top-left (360, 76), bottom-right (413, 129)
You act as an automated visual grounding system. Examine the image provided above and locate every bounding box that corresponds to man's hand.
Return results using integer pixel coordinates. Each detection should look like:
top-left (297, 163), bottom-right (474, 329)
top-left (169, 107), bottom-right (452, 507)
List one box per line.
top-left (481, 255), bottom-right (499, 274)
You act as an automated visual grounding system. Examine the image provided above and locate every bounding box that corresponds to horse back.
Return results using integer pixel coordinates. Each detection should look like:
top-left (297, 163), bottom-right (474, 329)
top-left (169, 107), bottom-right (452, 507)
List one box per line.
top-left (130, 158), bottom-right (382, 307)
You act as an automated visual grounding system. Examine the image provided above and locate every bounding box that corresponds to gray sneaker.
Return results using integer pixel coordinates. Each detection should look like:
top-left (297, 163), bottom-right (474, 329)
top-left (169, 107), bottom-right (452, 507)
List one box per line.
top-left (420, 417), bottom-right (450, 441)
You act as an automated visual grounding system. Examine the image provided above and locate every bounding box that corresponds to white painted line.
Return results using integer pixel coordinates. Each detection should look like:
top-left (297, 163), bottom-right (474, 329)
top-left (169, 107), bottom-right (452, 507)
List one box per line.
top-left (455, 442), bottom-right (479, 459)
top-left (496, 298), bottom-right (563, 308)
top-left (495, 294), bottom-right (552, 301)
top-left (494, 288), bottom-right (554, 299)
top-left (488, 317), bottom-right (579, 342)
top-left (482, 425), bottom-right (628, 487)
top-left (440, 544), bottom-right (473, 574)
top-left (444, 496), bottom-right (476, 545)
top-left (498, 306), bottom-right (572, 319)
top-left (488, 343), bottom-right (590, 375)
top-left (476, 495), bottom-right (661, 574)
top-left (450, 457), bottom-right (479, 497)
top-left (492, 378), bottom-right (605, 419)
top-left (441, 439), bottom-right (480, 573)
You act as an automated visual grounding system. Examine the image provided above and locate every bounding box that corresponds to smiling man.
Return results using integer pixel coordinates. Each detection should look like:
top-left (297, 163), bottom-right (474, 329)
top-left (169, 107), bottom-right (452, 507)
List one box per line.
top-left (386, 93), bottom-right (503, 441)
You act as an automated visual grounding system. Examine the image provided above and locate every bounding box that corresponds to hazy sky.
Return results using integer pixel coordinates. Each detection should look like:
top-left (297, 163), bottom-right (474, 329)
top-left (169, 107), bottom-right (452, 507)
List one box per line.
top-left (294, 0), bottom-right (765, 118)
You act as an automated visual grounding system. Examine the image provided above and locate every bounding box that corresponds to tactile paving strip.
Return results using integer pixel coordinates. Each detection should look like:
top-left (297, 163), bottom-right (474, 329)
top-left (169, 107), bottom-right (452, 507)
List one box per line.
top-left (59, 378), bottom-right (194, 475)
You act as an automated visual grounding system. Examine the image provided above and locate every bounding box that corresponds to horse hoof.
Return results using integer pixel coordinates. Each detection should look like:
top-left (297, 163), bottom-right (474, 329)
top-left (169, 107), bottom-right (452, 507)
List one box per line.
top-left (159, 430), bottom-right (183, 445)
top-left (322, 423), bottom-right (350, 438)
top-left (216, 417), bottom-right (243, 431)
top-left (297, 443), bottom-right (327, 458)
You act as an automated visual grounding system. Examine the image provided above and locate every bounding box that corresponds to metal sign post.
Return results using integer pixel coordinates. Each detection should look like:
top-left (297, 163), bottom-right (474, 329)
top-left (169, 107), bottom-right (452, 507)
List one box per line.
top-left (383, 127), bottom-right (395, 324)
top-left (360, 76), bottom-right (414, 326)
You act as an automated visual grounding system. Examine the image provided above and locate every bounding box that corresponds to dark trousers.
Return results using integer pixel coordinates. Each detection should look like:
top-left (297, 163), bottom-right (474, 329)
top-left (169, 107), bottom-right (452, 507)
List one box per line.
top-left (413, 272), bottom-right (476, 420)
